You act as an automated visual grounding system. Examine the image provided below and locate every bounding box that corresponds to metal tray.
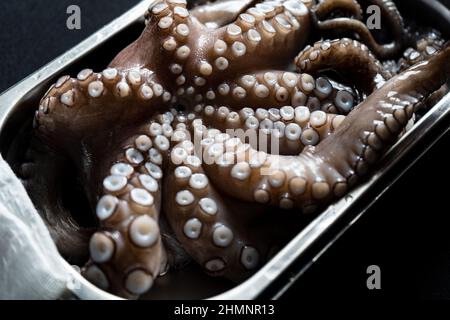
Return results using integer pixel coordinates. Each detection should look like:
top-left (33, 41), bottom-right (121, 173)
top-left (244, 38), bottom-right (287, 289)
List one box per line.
top-left (0, 0), bottom-right (450, 300)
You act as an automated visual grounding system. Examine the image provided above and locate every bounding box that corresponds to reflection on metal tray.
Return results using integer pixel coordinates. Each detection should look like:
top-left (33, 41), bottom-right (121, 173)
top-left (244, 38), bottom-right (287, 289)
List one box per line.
top-left (0, 0), bottom-right (449, 300)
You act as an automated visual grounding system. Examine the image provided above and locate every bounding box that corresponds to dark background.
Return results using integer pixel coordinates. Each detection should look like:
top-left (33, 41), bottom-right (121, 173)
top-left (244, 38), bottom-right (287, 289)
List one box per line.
top-left (1, 0), bottom-right (450, 300)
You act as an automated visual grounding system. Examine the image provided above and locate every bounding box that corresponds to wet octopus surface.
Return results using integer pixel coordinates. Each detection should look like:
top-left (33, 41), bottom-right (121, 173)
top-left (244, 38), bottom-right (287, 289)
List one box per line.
top-left (18, 0), bottom-right (450, 298)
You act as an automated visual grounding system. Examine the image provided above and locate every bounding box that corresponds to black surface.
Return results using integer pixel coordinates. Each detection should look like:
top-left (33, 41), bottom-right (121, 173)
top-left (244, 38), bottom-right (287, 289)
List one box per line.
top-left (1, 0), bottom-right (450, 300)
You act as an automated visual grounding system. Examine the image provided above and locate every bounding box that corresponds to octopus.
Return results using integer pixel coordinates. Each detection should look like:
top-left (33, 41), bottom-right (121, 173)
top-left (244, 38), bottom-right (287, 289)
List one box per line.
top-left (18, 0), bottom-right (450, 298)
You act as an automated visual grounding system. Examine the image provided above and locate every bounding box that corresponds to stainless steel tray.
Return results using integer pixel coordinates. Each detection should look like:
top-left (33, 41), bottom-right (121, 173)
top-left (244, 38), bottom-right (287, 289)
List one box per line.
top-left (0, 0), bottom-right (449, 300)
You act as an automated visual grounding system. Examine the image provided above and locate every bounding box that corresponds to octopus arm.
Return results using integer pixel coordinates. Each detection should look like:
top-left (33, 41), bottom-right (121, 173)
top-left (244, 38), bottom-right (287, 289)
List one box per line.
top-left (202, 42), bottom-right (450, 213)
top-left (201, 70), bottom-right (357, 113)
top-left (295, 38), bottom-right (392, 92)
top-left (82, 122), bottom-right (174, 298)
top-left (163, 138), bottom-right (299, 281)
top-left (177, 0), bottom-right (313, 86)
top-left (27, 0), bottom-right (450, 299)
top-left (312, 0), bottom-right (405, 58)
top-left (313, 0), bottom-right (364, 20)
top-left (190, 0), bottom-right (259, 28)
top-left (19, 141), bottom-right (93, 265)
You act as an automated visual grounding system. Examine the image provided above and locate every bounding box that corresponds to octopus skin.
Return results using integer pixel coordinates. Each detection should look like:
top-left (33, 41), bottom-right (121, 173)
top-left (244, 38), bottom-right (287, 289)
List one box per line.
top-left (21, 0), bottom-right (450, 298)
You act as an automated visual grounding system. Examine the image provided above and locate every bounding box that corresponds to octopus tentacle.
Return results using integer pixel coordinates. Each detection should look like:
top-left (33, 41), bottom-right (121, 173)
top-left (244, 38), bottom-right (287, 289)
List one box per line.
top-left (311, 0), bottom-right (405, 58)
top-left (181, 0), bottom-right (313, 87)
top-left (27, 0), bottom-right (450, 299)
top-left (164, 126), bottom-right (301, 281)
top-left (35, 69), bottom-right (174, 299)
top-left (83, 119), bottom-right (174, 298)
top-left (313, 0), bottom-right (363, 20)
top-left (362, 0), bottom-right (405, 43)
top-left (398, 30), bottom-right (446, 71)
top-left (202, 138), bottom-right (346, 213)
top-left (295, 38), bottom-right (393, 92)
top-left (201, 70), bottom-right (357, 113)
top-left (202, 43), bottom-right (450, 212)
top-left (122, 0), bottom-right (314, 103)
top-left (18, 142), bottom-right (93, 264)
top-left (190, 0), bottom-right (259, 29)
top-left (198, 105), bottom-right (345, 154)
top-left (34, 68), bottom-right (172, 220)
top-left (35, 68), bottom-right (170, 151)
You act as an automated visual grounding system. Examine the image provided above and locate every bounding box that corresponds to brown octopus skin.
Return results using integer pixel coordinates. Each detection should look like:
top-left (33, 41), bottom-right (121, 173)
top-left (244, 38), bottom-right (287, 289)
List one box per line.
top-left (27, 0), bottom-right (450, 298)
top-left (163, 136), bottom-right (302, 282)
top-left (31, 0), bottom-right (302, 298)
top-left (113, 0), bottom-right (314, 95)
top-left (295, 38), bottom-right (393, 92)
top-left (190, 0), bottom-right (259, 28)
